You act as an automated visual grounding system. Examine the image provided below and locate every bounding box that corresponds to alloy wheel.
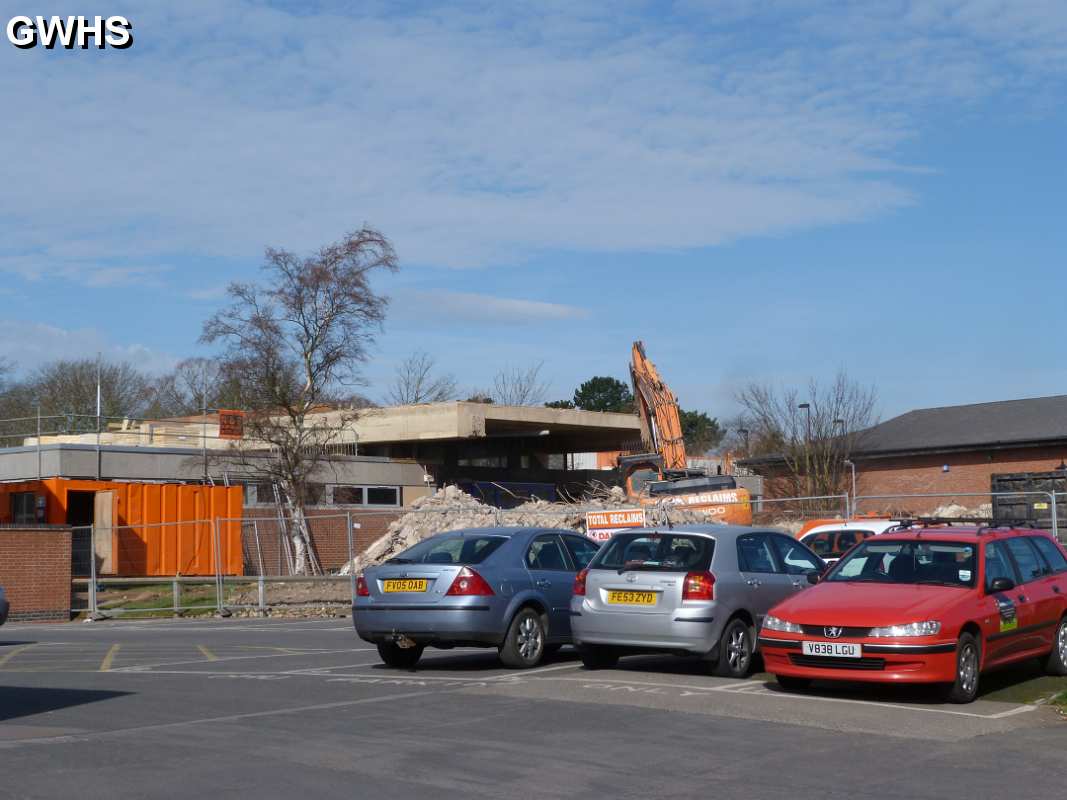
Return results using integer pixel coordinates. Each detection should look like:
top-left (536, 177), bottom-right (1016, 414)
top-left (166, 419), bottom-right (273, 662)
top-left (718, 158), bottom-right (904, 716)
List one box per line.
top-left (1058, 621), bottom-right (1067, 665)
top-left (958, 642), bottom-right (978, 696)
top-left (517, 616), bottom-right (543, 661)
top-left (727, 626), bottom-right (750, 671)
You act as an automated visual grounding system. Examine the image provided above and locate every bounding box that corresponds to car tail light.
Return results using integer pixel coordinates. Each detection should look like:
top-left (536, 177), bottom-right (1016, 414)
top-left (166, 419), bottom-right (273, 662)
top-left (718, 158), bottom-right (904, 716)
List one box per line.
top-left (446, 567), bottom-right (495, 596)
top-left (573, 568), bottom-right (589, 596)
top-left (682, 571), bottom-right (715, 601)
top-left (356, 575), bottom-right (370, 597)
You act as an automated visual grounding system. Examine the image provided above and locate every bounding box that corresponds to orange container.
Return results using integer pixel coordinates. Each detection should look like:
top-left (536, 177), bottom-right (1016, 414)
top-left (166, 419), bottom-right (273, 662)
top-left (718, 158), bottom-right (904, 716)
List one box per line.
top-left (0, 478), bottom-right (243, 576)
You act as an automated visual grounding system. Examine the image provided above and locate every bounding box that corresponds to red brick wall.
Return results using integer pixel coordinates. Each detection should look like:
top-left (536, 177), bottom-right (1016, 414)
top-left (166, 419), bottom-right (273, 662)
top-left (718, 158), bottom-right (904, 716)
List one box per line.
top-left (0, 527), bottom-right (71, 623)
top-left (755, 446), bottom-right (1067, 515)
top-left (242, 508), bottom-right (402, 574)
top-left (854, 447), bottom-right (1067, 514)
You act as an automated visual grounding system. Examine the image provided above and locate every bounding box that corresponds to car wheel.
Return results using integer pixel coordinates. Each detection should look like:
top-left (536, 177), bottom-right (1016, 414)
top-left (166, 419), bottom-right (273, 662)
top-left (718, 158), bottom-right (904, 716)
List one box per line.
top-left (1045, 617), bottom-right (1067, 676)
top-left (499, 608), bottom-right (546, 668)
top-left (776, 675), bottom-right (811, 692)
top-left (377, 642), bottom-right (424, 669)
top-left (579, 645), bottom-right (619, 670)
top-left (942, 632), bottom-right (980, 703)
top-left (714, 618), bottom-right (754, 678)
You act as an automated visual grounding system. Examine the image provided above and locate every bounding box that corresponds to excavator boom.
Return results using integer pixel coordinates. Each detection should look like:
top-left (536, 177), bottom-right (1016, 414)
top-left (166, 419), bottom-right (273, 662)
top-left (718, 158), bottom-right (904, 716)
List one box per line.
top-left (629, 341), bottom-right (687, 470)
top-left (623, 340), bottom-right (752, 526)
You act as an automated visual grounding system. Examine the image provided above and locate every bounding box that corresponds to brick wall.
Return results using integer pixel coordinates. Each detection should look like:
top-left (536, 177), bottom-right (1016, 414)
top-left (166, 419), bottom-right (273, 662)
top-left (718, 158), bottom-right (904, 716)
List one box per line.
top-left (758, 446), bottom-right (1067, 515)
top-left (0, 527), bottom-right (72, 623)
top-left (242, 508), bottom-right (402, 573)
top-left (854, 447), bottom-right (1067, 514)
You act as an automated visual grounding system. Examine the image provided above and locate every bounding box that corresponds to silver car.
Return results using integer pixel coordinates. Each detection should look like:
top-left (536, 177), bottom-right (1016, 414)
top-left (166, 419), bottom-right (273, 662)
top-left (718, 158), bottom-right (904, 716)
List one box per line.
top-left (570, 525), bottom-right (824, 677)
top-left (354, 527), bottom-right (601, 669)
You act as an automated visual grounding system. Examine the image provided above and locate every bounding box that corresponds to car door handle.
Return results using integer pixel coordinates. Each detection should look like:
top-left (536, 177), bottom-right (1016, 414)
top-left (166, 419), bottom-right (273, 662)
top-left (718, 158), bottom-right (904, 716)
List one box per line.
top-left (1017, 594), bottom-right (1028, 603)
top-left (536, 580), bottom-right (552, 589)
top-left (1054, 586), bottom-right (1062, 594)
top-left (746, 579), bottom-right (761, 587)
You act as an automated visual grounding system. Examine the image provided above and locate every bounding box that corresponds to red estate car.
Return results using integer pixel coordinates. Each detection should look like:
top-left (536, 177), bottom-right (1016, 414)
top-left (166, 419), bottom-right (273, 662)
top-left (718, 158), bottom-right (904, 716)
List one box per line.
top-left (759, 525), bottom-right (1067, 703)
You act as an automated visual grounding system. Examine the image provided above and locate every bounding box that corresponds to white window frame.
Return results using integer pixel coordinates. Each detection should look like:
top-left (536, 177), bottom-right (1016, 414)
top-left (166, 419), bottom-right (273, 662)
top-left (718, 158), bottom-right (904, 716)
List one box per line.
top-left (327, 484), bottom-right (401, 508)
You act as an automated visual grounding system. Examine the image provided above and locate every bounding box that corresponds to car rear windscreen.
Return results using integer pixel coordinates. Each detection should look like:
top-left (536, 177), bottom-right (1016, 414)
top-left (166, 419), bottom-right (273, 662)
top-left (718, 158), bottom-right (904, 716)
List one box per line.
top-left (591, 533), bottom-right (714, 572)
top-left (388, 535), bottom-right (507, 565)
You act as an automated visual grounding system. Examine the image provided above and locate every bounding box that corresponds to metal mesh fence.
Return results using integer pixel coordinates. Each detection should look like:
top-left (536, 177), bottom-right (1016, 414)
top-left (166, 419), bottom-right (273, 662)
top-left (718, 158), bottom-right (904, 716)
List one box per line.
top-left (72, 491), bottom-right (1064, 618)
top-left (853, 491), bottom-right (1062, 540)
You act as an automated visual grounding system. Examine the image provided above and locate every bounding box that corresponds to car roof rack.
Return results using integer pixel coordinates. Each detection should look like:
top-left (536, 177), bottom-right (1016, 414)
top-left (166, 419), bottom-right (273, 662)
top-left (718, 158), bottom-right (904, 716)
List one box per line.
top-left (885, 517), bottom-right (1039, 534)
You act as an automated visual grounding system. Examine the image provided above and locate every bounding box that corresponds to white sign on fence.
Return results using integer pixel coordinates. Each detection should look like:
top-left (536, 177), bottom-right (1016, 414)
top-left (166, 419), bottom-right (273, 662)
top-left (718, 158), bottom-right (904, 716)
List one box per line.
top-left (585, 508), bottom-right (646, 542)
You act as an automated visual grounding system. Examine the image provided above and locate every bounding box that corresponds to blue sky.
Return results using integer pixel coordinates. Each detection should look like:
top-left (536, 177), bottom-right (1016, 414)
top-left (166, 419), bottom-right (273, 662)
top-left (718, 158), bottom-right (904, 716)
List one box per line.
top-left (1, 1), bottom-right (1065, 421)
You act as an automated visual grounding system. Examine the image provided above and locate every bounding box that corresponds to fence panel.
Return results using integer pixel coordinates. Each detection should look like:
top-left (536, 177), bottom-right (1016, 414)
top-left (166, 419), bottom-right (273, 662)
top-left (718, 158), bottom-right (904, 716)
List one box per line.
top-left (75, 520), bottom-right (225, 619)
top-left (218, 513), bottom-right (364, 613)
top-left (854, 491), bottom-right (1060, 540)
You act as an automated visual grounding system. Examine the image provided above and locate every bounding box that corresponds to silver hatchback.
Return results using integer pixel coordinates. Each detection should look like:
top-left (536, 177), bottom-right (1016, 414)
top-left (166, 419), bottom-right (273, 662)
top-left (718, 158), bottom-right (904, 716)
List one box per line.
top-left (570, 525), bottom-right (824, 677)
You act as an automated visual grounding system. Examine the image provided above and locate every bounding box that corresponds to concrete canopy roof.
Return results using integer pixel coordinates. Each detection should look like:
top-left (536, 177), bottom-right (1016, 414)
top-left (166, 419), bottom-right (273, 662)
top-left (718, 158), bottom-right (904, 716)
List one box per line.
top-left (322, 401), bottom-right (642, 452)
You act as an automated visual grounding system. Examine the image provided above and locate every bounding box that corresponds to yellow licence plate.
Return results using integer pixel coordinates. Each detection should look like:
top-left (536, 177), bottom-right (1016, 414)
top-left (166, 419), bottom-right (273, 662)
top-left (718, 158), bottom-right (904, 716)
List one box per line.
top-left (607, 590), bottom-right (657, 606)
top-left (382, 579), bottom-right (428, 593)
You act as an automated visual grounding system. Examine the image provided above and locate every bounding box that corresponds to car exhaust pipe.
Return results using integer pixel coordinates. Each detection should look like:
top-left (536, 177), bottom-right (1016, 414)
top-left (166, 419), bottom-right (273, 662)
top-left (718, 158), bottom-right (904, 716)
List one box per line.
top-left (391, 632), bottom-right (418, 649)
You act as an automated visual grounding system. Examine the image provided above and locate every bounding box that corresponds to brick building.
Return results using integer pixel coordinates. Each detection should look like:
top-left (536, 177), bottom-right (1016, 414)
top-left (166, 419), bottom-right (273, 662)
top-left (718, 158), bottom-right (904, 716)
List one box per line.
top-left (743, 395), bottom-right (1067, 514)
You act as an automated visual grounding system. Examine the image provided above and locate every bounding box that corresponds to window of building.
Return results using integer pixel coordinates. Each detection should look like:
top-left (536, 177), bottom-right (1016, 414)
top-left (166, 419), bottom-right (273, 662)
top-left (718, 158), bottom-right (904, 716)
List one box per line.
top-left (11, 492), bottom-right (35, 524)
top-left (328, 485), bottom-right (400, 507)
top-left (332, 486), bottom-right (364, 505)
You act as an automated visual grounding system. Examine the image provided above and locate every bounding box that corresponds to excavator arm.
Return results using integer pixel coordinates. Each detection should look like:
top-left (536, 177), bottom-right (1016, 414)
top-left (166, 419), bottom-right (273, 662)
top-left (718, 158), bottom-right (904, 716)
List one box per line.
top-left (629, 340), bottom-right (687, 471)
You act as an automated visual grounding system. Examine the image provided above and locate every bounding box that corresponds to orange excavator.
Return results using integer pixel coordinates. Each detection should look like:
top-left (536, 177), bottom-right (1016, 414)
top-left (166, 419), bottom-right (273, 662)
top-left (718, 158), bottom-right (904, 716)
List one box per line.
top-left (621, 341), bottom-right (753, 524)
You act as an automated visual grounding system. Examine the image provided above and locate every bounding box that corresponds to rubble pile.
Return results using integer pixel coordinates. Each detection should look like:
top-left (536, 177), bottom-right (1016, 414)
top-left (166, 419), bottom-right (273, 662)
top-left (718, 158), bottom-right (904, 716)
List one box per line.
top-left (339, 484), bottom-right (719, 575)
top-left (930, 502), bottom-right (994, 519)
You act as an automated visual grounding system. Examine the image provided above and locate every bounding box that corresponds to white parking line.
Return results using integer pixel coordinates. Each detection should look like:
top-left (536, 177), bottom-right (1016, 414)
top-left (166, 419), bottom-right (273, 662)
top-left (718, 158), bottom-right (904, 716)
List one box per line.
top-left (738, 686), bottom-right (1038, 719)
top-left (532, 675), bottom-right (1037, 719)
top-left (111, 647), bottom-right (369, 671)
top-left (0, 688), bottom-right (444, 749)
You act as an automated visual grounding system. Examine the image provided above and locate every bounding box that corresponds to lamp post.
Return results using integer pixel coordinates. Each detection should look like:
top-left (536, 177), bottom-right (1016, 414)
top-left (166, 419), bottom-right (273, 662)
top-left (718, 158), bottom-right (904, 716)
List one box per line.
top-left (738, 427), bottom-right (750, 455)
top-left (843, 459), bottom-right (857, 517)
top-left (798, 403), bottom-right (811, 496)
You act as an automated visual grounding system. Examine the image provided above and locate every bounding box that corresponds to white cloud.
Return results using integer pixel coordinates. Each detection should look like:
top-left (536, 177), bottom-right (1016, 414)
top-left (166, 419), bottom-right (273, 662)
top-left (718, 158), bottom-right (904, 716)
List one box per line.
top-left (0, 321), bottom-right (178, 375)
top-left (395, 289), bottom-right (587, 325)
top-left (0, 0), bottom-right (1063, 281)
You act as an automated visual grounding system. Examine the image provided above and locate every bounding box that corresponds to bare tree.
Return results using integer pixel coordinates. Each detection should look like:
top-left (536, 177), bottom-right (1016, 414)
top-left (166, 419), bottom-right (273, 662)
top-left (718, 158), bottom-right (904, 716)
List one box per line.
top-left (150, 357), bottom-right (243, 417)
top-left (735, 370), bottom-right (877, 497)
top-left (492, 361), bottom-right (549, 406)
top-left (202, 228), bottom-right (398, 573)
top-left (385, 351), bottom-right (457, 405)
top-left (25, 359), bottom-right (156, 421)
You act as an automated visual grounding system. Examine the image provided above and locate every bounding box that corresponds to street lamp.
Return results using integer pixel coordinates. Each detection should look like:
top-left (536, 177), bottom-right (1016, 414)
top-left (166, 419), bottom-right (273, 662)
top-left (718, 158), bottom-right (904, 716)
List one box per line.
top-left (798, 403), bottom-right (811, 496)
top-left (843, 459), bottom-right (857, 517)
top-left (738, 427), bottom-right (750, 454)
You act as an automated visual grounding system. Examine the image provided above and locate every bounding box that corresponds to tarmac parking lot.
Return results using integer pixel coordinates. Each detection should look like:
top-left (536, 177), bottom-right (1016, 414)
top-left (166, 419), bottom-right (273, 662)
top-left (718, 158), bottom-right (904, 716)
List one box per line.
top-left (2, 617), bottom-right (1065, 799)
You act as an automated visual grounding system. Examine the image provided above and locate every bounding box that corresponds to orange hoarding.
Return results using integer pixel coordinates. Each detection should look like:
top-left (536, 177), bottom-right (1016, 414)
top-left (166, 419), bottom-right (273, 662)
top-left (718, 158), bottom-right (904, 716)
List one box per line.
top-left (0, 478), bottom-right (243, 577)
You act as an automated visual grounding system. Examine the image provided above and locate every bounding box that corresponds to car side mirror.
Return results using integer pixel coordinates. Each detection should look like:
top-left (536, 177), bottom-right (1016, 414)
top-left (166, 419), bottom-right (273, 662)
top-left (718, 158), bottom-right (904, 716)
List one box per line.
top-left (988, 577), bottom-right (1015, 593)
top-left (806, 569), bottom-right (821, 585)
